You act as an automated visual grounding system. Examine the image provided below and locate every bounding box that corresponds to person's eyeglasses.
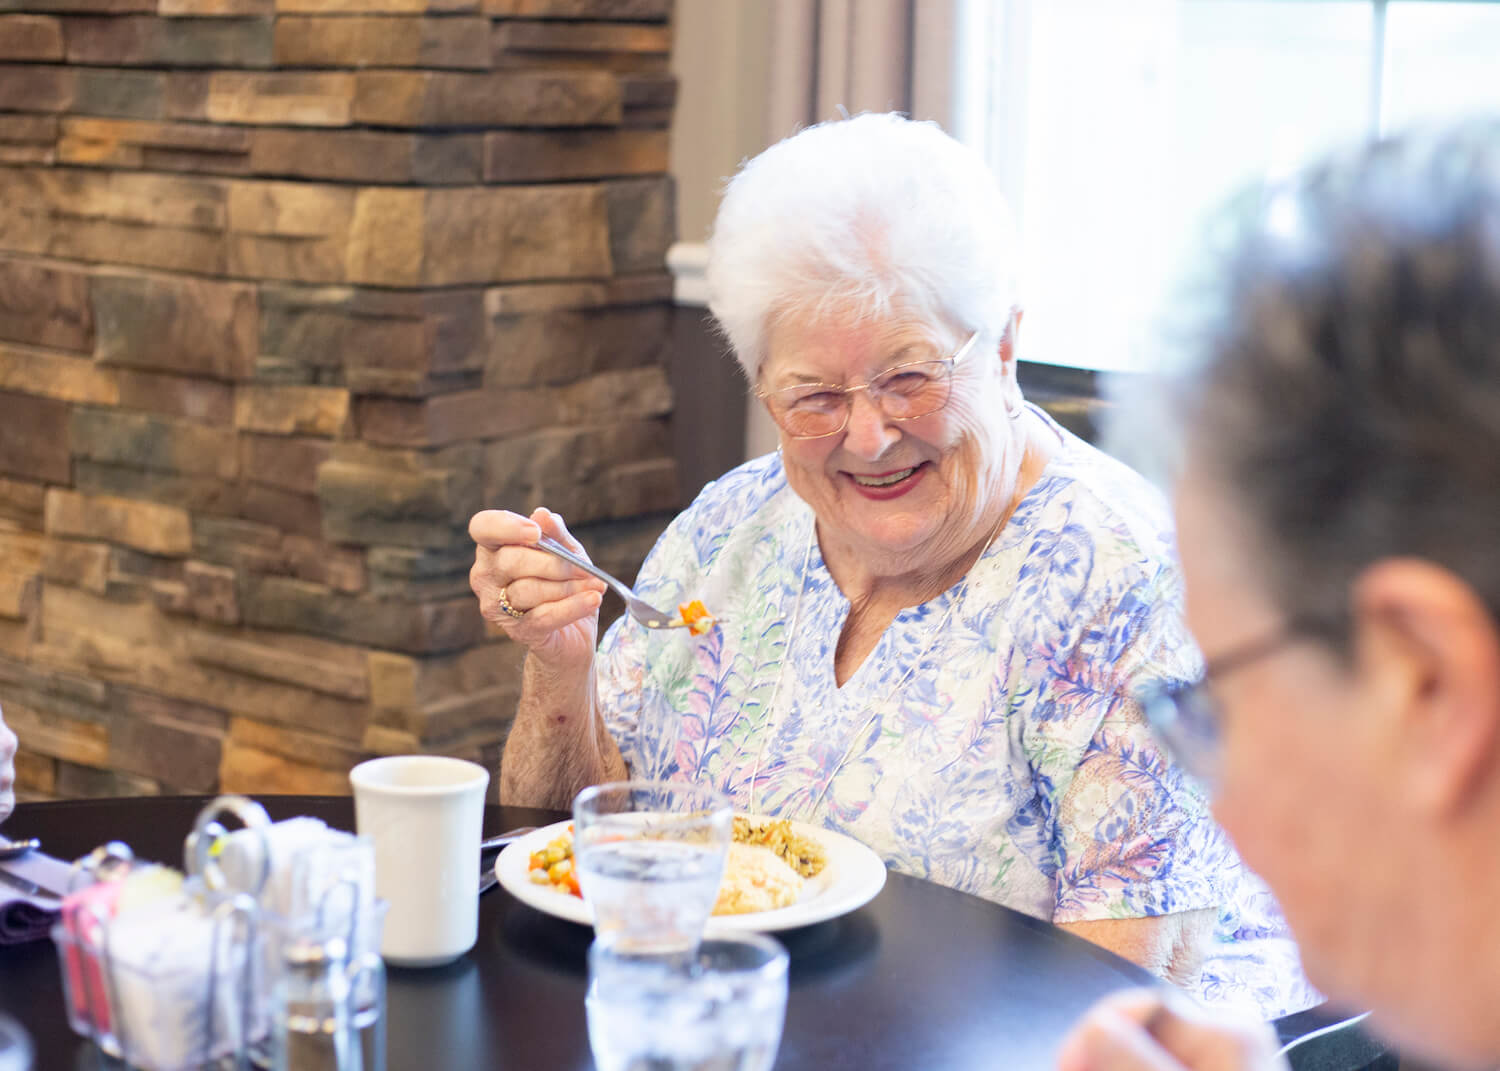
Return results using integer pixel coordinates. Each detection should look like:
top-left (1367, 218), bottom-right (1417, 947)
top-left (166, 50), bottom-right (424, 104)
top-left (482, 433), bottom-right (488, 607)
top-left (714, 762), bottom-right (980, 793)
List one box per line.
top-left (1137, 618), bottom-right (1335, 789)
top-left (755, 330), bottom-right (982, 440)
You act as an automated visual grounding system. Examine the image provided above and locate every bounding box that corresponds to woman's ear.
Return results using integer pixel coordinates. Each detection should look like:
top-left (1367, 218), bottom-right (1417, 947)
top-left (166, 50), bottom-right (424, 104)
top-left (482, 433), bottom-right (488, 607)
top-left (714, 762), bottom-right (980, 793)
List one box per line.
top-left (1351, 559), bottom-right (1500, 818)
top-left (998, 308), bottom-right (1024, 369)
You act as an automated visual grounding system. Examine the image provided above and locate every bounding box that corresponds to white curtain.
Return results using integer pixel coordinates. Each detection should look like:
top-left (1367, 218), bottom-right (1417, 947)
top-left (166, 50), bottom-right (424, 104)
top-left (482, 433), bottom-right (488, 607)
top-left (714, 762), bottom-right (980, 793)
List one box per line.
top-left (765, 0), bottom-right (961, 138)
top-left (746, 0), bottom-right (963, 457)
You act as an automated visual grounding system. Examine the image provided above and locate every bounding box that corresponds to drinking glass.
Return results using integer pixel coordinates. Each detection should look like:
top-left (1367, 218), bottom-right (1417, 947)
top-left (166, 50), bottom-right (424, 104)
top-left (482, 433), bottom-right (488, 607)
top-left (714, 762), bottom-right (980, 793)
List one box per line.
top-left (572, 780), bottom-right (732, 953)
top-left (0, 1014), bottom-right (31, 1071)
top-left (586, 933), bottom-right (789, 1071)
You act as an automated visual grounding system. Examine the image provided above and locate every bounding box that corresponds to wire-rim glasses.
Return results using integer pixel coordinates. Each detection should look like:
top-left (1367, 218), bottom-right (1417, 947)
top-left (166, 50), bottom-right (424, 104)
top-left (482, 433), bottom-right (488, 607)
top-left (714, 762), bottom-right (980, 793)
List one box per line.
top-left (1137, 617), bottom-right (1337, 788)
top-left (755, 329), bottom-right (983, 440)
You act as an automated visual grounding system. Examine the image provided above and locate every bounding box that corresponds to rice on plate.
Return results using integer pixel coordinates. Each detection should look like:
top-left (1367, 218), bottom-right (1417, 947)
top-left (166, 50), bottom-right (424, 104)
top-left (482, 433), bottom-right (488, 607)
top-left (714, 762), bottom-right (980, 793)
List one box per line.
top-left (713, 817), bottom-right (829, 915)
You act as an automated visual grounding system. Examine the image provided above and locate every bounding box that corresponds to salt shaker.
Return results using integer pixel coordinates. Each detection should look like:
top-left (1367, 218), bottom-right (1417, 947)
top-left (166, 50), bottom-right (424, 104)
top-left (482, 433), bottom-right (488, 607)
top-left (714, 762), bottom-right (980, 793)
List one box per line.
top-left (272, 935), bottom-right (356, 1071)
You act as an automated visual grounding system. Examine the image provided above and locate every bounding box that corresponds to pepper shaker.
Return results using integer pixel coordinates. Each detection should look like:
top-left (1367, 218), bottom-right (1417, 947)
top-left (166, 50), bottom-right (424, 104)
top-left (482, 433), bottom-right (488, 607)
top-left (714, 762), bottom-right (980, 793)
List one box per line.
top-left (347, 949), bottom-right (386, 1071)
top-left (272, 935), bottom-right (356, 1071)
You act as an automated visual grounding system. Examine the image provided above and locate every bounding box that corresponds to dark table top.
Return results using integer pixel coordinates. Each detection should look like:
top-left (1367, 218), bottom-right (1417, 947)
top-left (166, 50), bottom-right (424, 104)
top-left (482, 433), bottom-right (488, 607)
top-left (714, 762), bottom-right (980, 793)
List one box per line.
top-left (0, 795), bottom-right (1159, 1071)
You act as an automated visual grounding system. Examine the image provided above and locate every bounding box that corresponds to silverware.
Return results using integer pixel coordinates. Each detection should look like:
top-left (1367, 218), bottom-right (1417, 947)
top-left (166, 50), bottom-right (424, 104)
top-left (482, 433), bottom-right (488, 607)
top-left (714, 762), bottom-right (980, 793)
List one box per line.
top-left (0, 866), bottom-right (63, 901)
top-left (0, 835), bottom-right (40, 861)
top-left (534, 535), bottom-right (698, 631)
top-left (477, 826), bottom-right (539, 896)
top-left (480, 826), bottom-right (537, 854)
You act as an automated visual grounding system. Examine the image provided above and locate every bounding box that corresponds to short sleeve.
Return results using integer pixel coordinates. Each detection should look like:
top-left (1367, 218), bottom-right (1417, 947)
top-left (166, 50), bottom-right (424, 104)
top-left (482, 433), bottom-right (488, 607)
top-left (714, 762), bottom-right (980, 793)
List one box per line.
top-left (1039, 565), bottom-right (1235, 924)
top-left (595, 613), bottom-right (646, 775)
top-left (593, 502), bottom-right (703, 777)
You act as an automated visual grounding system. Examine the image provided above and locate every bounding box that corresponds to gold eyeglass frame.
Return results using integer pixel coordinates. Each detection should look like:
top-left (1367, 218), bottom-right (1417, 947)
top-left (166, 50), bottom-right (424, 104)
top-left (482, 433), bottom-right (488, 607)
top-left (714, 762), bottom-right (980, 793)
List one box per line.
top-left (754, 329), bottom-right (983, 440)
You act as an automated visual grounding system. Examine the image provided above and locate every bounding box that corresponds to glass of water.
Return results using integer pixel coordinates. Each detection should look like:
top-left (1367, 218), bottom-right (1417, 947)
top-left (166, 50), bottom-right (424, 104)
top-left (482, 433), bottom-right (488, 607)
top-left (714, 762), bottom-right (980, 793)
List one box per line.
top-left (586, 933), bottom-right (789, 1071)
top-left (572, 780), bottom-right (732, 953)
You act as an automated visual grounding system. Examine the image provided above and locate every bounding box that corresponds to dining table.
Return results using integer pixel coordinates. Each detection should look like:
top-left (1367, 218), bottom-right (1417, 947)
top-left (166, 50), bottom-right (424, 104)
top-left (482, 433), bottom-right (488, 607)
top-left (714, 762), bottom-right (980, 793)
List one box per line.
top-left (0, 794), bottom-right (1163, 1070)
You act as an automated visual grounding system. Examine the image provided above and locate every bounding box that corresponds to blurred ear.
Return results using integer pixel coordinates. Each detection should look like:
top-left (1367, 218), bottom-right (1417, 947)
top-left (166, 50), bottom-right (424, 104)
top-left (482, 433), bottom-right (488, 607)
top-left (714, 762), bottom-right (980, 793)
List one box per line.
top-left (998, 308), bottom-right (1023, 370)
top-left (1352, 559), bottom-right (1500, 817)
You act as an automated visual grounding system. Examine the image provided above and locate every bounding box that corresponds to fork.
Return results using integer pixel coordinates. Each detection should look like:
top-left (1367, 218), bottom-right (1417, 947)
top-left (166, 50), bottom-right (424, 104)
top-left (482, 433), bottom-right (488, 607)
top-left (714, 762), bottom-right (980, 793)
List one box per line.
top-left (0, 834), bottom-right (40, 860)
top-left (533, 535), bottom-right (686, 630)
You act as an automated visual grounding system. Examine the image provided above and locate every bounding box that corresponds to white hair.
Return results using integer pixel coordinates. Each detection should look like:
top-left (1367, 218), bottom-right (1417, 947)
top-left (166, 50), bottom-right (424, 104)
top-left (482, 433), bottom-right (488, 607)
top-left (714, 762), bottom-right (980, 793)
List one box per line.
top-left (706, 112), bottom-right (1020, 378)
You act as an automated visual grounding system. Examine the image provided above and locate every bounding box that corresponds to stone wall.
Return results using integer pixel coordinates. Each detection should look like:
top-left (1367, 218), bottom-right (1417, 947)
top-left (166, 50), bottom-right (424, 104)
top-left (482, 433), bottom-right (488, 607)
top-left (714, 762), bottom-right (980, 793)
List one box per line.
top-left (0, 0), bottom-right (679, 800)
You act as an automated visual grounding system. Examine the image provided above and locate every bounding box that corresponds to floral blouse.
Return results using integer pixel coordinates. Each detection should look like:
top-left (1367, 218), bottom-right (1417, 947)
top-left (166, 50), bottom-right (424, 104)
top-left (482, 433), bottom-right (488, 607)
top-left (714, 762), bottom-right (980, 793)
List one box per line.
top-left (596, 412), bottom-right (1317, 1019)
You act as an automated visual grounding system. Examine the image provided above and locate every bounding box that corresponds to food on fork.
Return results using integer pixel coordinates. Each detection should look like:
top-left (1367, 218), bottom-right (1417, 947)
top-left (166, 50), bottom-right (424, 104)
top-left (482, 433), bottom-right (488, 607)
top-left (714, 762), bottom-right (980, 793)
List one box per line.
top-left (671, 599), bottom-right (717, 635)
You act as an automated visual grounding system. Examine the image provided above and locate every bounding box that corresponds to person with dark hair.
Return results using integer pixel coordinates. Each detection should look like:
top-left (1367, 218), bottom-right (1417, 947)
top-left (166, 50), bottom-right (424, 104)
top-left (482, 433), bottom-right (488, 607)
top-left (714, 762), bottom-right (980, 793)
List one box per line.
top-left (1060, 121), bottom-right (1500, 1069)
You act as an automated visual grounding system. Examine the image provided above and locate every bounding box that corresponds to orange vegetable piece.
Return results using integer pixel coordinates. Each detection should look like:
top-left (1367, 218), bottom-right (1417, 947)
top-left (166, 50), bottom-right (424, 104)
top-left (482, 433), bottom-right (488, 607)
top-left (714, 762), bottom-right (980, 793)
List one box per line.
top-left (676, 599), bottom-right (716, 636)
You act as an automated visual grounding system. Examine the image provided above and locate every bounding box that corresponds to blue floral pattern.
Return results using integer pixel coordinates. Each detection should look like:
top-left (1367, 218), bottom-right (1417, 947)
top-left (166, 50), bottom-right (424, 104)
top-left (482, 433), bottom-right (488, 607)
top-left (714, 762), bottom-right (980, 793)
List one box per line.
top-left (596, 415), bottom-right (1317, 1019)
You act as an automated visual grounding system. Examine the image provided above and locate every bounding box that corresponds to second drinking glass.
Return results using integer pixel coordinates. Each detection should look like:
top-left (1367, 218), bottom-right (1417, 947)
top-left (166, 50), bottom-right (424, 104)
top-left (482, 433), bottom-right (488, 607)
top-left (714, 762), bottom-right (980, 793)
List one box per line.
top-left (571, 781), bottom-right (732, 954)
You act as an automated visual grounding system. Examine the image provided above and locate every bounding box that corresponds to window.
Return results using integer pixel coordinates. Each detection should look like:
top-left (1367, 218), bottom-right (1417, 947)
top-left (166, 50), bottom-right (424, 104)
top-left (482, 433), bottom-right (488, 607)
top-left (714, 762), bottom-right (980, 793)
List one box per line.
top-left (957, 0), bottom-right (1500, 373)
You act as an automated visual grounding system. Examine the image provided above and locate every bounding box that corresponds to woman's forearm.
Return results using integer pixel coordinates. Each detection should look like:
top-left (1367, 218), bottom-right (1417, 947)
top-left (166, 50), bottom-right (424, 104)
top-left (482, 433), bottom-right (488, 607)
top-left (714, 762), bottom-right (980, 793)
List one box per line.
top-left (498, 651), bottom-right (627, 809)
top-left (1059, 908), bottom-right (1216, 989)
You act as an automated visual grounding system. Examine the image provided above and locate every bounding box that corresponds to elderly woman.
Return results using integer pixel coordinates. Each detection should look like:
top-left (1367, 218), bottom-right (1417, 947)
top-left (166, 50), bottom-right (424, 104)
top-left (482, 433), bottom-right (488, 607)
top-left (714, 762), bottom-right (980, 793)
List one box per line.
top-left (471, 114), bottom-right (1303, 1013)
top-left (1059, 123), bottom-right (1500, 1069)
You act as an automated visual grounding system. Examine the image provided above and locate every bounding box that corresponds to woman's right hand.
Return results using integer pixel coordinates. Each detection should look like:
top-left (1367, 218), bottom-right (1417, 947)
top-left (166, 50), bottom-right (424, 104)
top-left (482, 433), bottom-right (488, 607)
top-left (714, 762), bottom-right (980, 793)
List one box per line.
top-left (469, 507), bottom-right (609, 668)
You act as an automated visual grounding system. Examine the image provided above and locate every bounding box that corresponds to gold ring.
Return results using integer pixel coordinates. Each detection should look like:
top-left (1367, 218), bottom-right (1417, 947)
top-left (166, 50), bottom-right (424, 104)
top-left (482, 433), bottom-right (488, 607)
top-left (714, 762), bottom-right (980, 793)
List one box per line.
top-left (496, 585), bottom-right (525, 620)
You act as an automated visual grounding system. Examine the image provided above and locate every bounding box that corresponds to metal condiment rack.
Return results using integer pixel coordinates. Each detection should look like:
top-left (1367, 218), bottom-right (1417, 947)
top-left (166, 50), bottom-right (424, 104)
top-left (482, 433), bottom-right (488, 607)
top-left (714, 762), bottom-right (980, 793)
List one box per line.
top-left (51, 796), bottom-right (382, 1071)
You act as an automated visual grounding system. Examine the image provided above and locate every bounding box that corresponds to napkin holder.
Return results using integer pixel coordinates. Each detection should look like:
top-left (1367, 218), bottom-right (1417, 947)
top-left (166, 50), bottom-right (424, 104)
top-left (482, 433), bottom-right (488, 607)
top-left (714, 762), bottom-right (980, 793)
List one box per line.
top-left (50, 796), bottom-right (385, 1071)
top-left (52, 798), bottom-right (267, 1071)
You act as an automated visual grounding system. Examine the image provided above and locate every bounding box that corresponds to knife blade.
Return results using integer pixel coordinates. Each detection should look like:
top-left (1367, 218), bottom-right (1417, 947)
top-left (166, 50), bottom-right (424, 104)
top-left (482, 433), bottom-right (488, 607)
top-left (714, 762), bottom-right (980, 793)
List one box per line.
top-left (0, 866), bottom-right (64, 901)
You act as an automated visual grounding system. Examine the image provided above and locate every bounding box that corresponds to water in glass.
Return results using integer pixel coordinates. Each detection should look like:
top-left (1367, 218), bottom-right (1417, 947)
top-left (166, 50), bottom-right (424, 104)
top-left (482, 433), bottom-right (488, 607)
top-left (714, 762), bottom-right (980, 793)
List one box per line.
top-left (577, 837), bottom-right (725, 953)
top-left (586, 934), bottom-right (788, 1071)
top-left (572, 781), bottom-right (732, 954)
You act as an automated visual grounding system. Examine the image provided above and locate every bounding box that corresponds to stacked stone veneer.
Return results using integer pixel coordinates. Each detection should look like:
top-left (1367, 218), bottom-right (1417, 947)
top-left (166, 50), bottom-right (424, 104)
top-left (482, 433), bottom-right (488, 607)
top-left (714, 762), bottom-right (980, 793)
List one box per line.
top-left (0, 0), bottom-right (678, 799)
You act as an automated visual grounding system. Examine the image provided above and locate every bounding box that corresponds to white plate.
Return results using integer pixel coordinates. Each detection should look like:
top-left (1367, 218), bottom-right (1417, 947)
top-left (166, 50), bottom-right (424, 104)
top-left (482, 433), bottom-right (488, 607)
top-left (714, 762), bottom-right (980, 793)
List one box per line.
top-left (495, 817), bottom-right (887, 934)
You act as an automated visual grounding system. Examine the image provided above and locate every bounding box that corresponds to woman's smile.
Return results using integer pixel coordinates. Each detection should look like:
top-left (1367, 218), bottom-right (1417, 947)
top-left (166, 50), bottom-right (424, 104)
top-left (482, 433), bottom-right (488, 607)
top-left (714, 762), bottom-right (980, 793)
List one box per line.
top-left (844, 462), bottom-right (929, 499)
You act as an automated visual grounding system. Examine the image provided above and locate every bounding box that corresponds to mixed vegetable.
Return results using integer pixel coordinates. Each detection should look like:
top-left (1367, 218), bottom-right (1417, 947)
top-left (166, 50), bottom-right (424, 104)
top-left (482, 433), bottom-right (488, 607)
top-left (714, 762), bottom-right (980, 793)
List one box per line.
top-left (732, 816), bottom-right (826, 878)
top-left (526, 825), bottom-right (580, 897)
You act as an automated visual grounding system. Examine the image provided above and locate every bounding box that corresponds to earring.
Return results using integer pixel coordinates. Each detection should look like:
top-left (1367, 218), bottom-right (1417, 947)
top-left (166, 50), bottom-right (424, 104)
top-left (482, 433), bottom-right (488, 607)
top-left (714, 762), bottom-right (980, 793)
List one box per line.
top-left (1004, 392), bottom-right (1025, 420)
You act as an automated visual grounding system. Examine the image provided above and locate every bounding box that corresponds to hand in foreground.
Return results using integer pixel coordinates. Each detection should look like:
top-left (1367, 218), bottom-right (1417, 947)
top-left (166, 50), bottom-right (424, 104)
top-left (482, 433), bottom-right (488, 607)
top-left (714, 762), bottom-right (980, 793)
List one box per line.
top-left (0, 701), bottom-right (16, 823)
top-left (469, 507), bottom-right (608, 665)
top-left (1057, 989), bottom-right (1288, 1071)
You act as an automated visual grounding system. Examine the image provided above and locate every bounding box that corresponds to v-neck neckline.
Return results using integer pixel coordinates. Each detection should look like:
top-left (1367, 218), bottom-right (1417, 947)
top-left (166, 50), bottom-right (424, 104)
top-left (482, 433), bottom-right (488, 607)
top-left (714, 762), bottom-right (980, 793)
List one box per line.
top-left (769, 412), bottom-right (1068, 696)
top-left (798, 517), bottom-right (984, 695)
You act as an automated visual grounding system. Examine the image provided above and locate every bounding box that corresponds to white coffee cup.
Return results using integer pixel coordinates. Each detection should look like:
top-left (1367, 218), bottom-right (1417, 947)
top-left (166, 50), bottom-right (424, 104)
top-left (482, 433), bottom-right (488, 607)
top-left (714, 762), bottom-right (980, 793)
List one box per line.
top-left (349, 755), bottom-right (490, 967)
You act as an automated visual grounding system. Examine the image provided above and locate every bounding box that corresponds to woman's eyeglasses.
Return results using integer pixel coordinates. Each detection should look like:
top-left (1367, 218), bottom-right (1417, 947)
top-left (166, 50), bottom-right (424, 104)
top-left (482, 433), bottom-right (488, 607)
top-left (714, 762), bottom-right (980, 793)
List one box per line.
top-left (756, 330), bottom-right (982, 440)
top-left (1138, 618), bottom-right (1336, 788)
